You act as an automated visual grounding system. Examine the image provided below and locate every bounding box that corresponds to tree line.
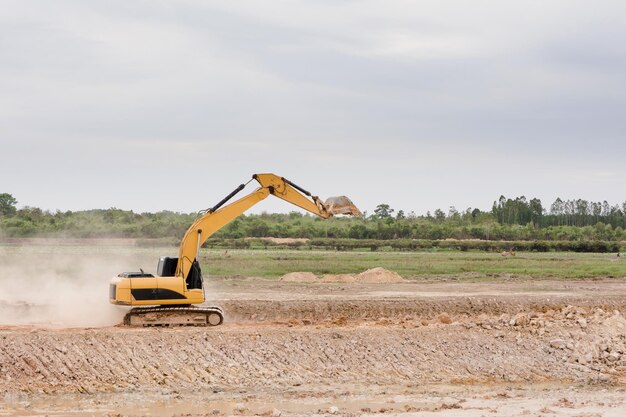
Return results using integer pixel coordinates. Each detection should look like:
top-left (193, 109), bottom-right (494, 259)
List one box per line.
top-left (492, 196), bottom-right (626, 228)
top-left (205, 238), bottom-right (621, 253)
top-left (1, 192), bottom-right (625, 242)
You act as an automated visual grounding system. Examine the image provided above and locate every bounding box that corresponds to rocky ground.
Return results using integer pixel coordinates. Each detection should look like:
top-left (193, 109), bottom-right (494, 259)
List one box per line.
top-left (1, 278), bottom-right (626, 415)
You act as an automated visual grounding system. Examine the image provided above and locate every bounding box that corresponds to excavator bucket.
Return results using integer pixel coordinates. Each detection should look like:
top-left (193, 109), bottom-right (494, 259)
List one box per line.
top-left (324, 196), bottom-right (363, 217)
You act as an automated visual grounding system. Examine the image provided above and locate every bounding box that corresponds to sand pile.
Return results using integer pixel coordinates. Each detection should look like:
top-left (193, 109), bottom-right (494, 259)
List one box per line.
top-left (280, 268), bottom-right (405, 283)
top-left (355, 267), bottom-right (406, 283)
top-left (280, 272), bottom-right (319, 283)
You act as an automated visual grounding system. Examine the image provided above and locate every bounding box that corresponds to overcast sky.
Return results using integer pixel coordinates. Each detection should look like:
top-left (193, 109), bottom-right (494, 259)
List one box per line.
top-left (2, 1), bottom-right (625, 216)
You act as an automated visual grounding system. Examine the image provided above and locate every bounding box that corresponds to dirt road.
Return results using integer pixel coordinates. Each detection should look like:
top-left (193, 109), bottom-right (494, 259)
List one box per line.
top-left (1, 278), bottom-right (626, 415)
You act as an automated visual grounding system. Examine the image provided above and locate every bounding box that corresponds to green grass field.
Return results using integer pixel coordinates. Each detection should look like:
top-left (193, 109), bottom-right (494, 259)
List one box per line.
top-left (1, 243), bottom-right (624, 281)
top-left (200, 249), bottom-right (626, 280)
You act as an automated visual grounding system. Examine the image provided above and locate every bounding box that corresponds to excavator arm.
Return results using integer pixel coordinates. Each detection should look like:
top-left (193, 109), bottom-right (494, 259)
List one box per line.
top-left (176, 173), bottom-right (361, 281)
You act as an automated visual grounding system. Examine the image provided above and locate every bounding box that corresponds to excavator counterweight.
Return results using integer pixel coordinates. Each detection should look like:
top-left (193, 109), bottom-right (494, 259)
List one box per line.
top-left (109, 173), bottom-right (361, 326)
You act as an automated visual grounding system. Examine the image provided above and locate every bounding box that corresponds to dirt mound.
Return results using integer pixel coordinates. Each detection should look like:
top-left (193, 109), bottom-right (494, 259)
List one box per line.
top-left (281, 268), bottom-right (405, 283)
top-left (280, 272), bottom-right (319, 282)
top-left (320, 274), bottom-right (356, 283)
top-left (282, 268), bottom-right (405, 284)
top-left (355, 267), bottom-right (406, 283)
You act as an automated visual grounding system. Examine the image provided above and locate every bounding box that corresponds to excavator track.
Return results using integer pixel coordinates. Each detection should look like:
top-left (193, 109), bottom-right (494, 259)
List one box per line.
top-left (123, 306), bottom-right (224, 327)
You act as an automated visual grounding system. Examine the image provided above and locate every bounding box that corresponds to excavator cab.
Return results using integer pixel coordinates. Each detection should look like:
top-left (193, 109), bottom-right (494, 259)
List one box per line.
top-left (158, 256), bottom-right (202, 289)
top-left (157, 256), bottom-right (178, 277)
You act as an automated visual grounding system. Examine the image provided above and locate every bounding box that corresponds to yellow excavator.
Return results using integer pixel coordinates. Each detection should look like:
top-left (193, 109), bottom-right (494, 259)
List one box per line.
top-left (109, 173), bottom-right (361, 326)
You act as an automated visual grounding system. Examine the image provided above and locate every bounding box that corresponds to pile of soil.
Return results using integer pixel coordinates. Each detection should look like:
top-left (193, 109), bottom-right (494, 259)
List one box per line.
top-left (355, 267), bottom-right (405, 283)
top-left (280, 267), bottom-right (406, 283)
top-left (280, 272), bottom-right (318, 282)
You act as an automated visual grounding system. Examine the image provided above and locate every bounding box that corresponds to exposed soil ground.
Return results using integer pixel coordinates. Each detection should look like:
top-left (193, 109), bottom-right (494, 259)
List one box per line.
top-left (2, 277), bottom-right (626, 415)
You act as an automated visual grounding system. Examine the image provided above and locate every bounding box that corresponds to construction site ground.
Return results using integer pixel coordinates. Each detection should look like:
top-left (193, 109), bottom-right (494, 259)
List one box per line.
top-left (1, 246), bottom-right (626, 415)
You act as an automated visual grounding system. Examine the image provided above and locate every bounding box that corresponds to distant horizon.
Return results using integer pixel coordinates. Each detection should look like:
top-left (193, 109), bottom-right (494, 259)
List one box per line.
top-left (6, 191), bottom-right (626, 217)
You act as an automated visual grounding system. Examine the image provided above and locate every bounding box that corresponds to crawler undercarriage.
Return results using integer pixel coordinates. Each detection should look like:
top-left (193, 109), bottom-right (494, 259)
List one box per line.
top-left (123, 305), bottom-right (224, 327)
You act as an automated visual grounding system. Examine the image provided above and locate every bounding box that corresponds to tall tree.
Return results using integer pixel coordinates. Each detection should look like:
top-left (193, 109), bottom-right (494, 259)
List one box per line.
top-left (433, 209), bottom-right (446, 222)
top-left (529, 198), bottom-right (543, 227)
top-left (373, 204), bottom-right (394, 219)
top-left (0, 193), bottom-right (17, 216)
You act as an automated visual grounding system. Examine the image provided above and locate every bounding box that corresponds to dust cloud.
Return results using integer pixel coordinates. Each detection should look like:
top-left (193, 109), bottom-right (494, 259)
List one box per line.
top-left (0, 246), bottom-right (156, 327)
